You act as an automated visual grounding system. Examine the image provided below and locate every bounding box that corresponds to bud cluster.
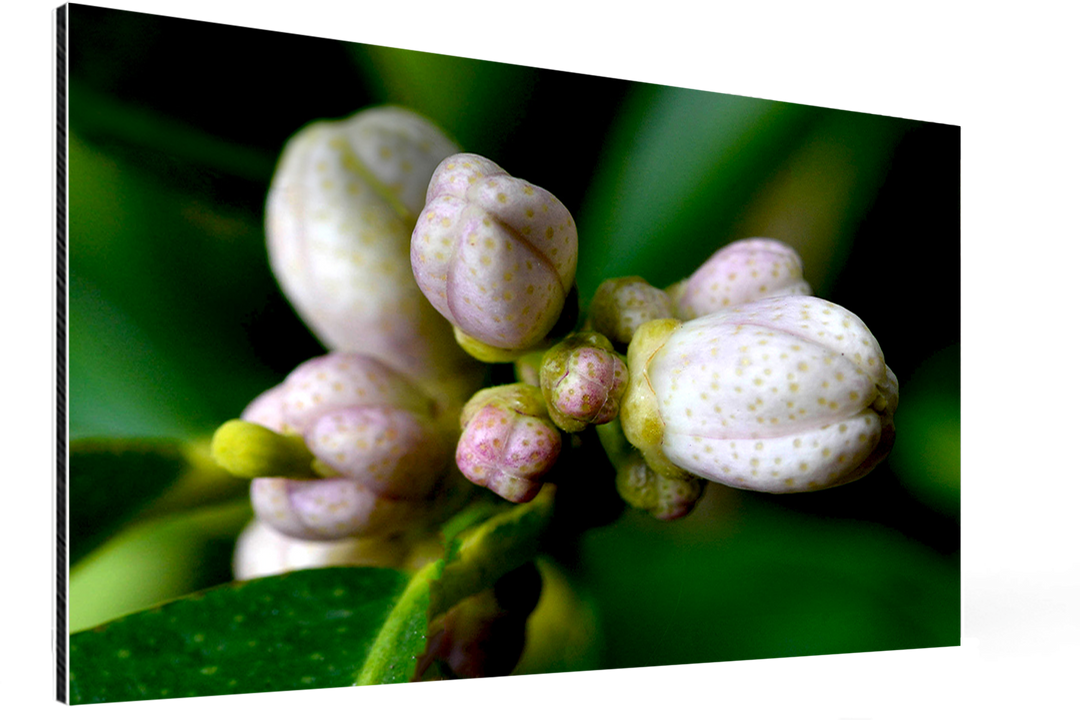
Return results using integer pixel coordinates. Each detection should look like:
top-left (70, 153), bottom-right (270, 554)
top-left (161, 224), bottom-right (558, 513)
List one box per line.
top-left (212, 105), bottom-right (900, 681)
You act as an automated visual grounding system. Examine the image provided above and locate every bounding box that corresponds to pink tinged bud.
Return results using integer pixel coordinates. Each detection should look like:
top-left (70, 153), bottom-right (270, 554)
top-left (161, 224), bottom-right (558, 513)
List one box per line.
top-left (265, 106), bottom-right (481, 401)
top-left (670, 238), bottom-right (811, 320)
top-left (250, 476), bottom-right (417, 542)
top-left (587, 276), bottom-right (675, 347)
top-left (411, 153), bottom-right (578, 355)
top-left (305, 407), bottom-right (448, 499)
top-left (241, 353), bottom-right (454, 540)
top-left (240, 385), bottom-right (290, 432)
top-left (456, 384), bottom-right (562, 503)
top-left (540, 332), bottom-right (629, 433)
top-left (277, 353), bottom-right (439, 435)
top-left (624, 296), bottom-right (897, 493)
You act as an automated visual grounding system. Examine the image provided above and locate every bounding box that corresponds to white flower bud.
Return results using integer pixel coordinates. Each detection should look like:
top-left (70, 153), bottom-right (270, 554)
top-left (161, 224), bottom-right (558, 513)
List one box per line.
top-left (266, 106), bottom-right (482, 405)
top-left (621, 296), bottom-right (897, 493)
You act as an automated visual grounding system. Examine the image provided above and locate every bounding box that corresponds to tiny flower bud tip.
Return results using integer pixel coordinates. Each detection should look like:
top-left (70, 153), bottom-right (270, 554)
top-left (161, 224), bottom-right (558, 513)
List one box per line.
top-left (540, 332), bottom-right (629, 433)
top-left (211, 419), bottom-right (319, 479)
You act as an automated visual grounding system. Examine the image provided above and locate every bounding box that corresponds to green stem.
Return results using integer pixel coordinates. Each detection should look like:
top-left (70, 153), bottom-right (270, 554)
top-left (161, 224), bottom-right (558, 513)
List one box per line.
top-left (353, 485), bottom-right (557, 685)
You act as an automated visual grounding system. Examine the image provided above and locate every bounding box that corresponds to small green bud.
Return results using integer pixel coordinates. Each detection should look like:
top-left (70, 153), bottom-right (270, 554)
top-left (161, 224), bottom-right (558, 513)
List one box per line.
top-left (210, 419), bottom-right (320, 479)
top-left (587, 276), bottom-right (675, 348)
top-left (615, 451), bottom-right (705, 521)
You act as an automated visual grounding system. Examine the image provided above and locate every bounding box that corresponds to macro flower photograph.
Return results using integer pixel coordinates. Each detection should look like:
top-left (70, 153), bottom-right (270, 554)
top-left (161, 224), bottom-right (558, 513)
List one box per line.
top-left (60, 2), bottom-right (960, 707)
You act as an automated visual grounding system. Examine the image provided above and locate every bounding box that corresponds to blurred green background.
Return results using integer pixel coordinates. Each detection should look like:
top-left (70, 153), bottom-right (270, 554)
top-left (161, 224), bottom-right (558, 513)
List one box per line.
top-left (66, 5), bottom-right (959, 669)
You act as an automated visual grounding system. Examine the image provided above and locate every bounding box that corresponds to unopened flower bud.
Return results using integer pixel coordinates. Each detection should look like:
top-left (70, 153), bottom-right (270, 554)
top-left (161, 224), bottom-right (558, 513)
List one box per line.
top-left (411, 153), bottom-right (578, 362)
top-left (621, 296), bottom-right (898, 493)
top-left (224, 352), bottom-right (457, 541)
top-left (615, 451), bottom-right (704, 521)
top-left (456, 384), bottom-right (562, 503)
top-left (232, 519), bottom-right (411, 580)
top-left (540, 332), bottom-right (628, 433)
top-left (587, 276), bottom-right (675, 347)
top-left (266, 106), bottom-right (482, 405)
top-left (669, 238), bottom-right (811, 319)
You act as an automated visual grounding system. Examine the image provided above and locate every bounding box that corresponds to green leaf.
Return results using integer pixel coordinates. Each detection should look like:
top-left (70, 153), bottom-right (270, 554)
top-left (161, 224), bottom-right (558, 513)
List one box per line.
top-left (349, 44), bottom-right (540, 158)
top-left (70, 566), bottom-right (410, 704)
top-left (573, 86), bottom-right (909, 303)
top-left (355, 560), bottom-right (443, 685)
top-left (69, 500), bottom-right (252, 633)
top-left (580, 490), bottom-right (959, 669)
top-left (68, 131), bottom-right (287, 439)
top-left (438, 496), bottom-right (508, 556)
top-left (432, 486), bottom-right (556, 617)
top-left (69, 438), bottom-right (189, 566)
top-left (575, 86), bottom-right (816, 300)
top-left (889, 344), bottom-right (961, 517)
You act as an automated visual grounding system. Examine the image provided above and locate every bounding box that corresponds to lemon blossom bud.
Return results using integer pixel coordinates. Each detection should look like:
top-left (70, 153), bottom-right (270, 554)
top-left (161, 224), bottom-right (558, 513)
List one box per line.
top-left (411, 153), bottom-right (578, 362)
top-left (587, 276), bottom-right (675, 347)
top-left (668, 238), bottom-right (811, 320)
top-left (456, 384), bottom-right (562, 503)
top-left (615, 450), bottom-right (704, 521)
top-left (621, 296), bottom-right (898, 493)
top-left (237, 353), bottom-right (456, 541)
top-left (266, 106), bottom-right (482, 406)
top-left (540, 332), bottom-right (629, 433)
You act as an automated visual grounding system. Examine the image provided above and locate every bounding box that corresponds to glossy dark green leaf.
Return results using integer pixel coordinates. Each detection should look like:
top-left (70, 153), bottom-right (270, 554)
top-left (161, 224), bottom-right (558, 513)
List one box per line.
top-left (69, 438), bottom-right (189, 566)
top-left (355, 561), bottom-right (442, 685)
top-left (70, 566), bottom-right (410, 704)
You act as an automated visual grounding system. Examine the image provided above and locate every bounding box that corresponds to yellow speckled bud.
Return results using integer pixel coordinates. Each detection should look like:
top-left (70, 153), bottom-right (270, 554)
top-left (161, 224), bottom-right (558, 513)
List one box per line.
top-left (587, 276), bottom-right (675, 348)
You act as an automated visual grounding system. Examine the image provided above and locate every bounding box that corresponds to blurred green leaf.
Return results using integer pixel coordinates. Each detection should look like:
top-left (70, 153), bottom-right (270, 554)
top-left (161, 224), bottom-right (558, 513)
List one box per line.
top-left (69, 501), bottom-right (252, 633)
top-left (575, 86), bottom-right (816, 300)
top-left (574, 87), bottom-right (909, 300)
top-left (69, 83), bottom-right (276, 183)
top-left (350, 45), bottom-right (539, 158)
top-left (580, 488), bottom-right (959, 668)
top-left (890, 344), bottom-right (961, 517)
top-left (514, 558), bottom-right (603, 676)
top-left (68, 131), bottom-right (285, 438)
top-left (70, 566), bottom-right (409, 704)
top-left (69, 438), bottom-right (188, 566)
